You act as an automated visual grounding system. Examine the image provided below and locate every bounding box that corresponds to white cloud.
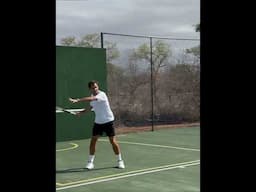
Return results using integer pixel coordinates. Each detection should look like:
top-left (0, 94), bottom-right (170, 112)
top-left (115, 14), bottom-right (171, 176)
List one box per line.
top-left (56, 0), bottom-right (200, 43)
top-left (172, 25), bottom-right (195, 33)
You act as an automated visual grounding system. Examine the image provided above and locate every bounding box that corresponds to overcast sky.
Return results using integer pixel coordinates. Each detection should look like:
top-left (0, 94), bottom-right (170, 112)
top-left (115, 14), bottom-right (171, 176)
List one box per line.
top-left (56, 0), bottom-right (200, 44)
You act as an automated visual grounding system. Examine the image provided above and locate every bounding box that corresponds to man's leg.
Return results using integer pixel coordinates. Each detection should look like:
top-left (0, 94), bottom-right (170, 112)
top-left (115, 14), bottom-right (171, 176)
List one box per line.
top-left (89, 135), bottom-right (99, 155)
top-left (109, 136), bottom-right (125, 168)
top-left (86, 136), bottom-right (99, 169)
top-left (108, 136), bottom-right (120, 155)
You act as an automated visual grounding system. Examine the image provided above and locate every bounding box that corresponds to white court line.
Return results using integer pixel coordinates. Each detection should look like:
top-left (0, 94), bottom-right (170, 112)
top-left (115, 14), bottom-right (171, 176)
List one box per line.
top-left (99, 139), bottom-right (200, 152)
top-left (56, 143), bottom-right (79, 152)
top-left (56, 109), bottom-right (85, 113)
top-left (56, 160), bottom-right (200, 190)
top-left (57, 160), bottom-right (199, 186)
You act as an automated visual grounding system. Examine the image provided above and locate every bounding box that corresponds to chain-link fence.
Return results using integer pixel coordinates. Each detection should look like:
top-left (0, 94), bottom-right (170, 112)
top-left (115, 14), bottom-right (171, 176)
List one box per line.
top-left (101, 32), bottom-right (200, 131)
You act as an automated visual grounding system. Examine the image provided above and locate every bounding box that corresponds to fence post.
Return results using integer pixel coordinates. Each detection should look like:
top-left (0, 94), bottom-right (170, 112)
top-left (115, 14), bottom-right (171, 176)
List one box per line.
top-left (101, 32), bottom-right (104, 48)
top-left (150, 37), bottom-right (154, 131)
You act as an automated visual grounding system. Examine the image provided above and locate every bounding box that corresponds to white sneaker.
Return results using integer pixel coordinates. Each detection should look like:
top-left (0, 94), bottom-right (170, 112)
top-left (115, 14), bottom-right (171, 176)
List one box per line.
top-left (117, 160), bottom-right (125, 169)
top-left (86, 161), bottom-right (94, 170)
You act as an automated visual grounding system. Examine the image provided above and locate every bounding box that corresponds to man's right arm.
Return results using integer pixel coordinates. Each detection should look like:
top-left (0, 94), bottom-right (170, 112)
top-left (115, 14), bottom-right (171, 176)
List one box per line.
top-left (69, 96), bottom-right (97, 103)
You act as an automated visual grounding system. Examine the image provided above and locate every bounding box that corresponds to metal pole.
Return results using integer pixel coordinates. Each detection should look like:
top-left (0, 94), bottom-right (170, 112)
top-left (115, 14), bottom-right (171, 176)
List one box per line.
top-left (100, 32), bottom-right (104, 48)
top-left (150, 37), bottom-right (154, 132)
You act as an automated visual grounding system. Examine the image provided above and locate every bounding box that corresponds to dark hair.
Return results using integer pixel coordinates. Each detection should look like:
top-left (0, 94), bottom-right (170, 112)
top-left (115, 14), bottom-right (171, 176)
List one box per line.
top-left (88, 80), bottom-right (99, 88)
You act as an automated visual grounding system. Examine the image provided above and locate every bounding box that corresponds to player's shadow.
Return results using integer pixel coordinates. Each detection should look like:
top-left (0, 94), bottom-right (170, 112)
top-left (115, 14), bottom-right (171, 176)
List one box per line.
top-left (56, 166), bottom-right (118, 174)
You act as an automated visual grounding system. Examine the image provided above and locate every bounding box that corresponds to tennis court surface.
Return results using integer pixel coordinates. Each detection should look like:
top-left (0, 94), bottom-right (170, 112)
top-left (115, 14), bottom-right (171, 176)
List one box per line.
top-left (56, 126), bottom-right (200, 192)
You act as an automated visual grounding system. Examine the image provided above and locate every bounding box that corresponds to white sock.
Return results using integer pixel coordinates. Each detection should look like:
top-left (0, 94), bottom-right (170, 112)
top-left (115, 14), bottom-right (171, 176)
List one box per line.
top-left (117, 154), bottom-right (122, 161)
top-left (88, 155), bottom-right (95, 162)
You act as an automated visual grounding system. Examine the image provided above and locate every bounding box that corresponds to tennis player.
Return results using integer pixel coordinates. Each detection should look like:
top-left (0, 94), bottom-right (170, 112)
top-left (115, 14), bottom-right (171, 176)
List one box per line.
top-left (69, 80), bottom-right (125, 169)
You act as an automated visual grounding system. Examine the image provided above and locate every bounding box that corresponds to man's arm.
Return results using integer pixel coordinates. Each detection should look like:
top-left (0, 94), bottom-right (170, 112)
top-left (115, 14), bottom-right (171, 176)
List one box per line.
top-left (69, 96), bottom-right (97, 103)
top-left (75, 106), bottom-right (93, 116)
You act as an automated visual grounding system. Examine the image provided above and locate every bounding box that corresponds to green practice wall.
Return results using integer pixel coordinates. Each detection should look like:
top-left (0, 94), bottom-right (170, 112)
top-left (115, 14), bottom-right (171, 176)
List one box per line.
top-left (56, 46), bottom-right (107, 142)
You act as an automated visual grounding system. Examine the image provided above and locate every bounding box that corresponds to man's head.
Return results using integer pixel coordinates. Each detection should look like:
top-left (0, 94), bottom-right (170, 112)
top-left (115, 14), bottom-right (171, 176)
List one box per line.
top-left (88, 80), bottom-right (99, 95)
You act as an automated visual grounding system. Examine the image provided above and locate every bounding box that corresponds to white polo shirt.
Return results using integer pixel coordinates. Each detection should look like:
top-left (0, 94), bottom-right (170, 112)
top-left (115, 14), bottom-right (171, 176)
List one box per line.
top-left (90, 90), bottom-right (114, 124)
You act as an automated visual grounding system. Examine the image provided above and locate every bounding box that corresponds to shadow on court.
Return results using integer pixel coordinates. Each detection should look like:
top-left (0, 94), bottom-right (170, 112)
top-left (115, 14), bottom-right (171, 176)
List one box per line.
top-left (56, 166), bottom-right (118, 174)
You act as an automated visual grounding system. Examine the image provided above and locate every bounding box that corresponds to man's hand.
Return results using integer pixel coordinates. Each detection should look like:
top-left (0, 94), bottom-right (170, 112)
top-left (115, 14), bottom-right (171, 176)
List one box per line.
top-left (75, 109), bottom-right (87, 116)
top-left (75, 111), bottom-right (82, 116)
top-left (69, 98), bottom-right (79, 103)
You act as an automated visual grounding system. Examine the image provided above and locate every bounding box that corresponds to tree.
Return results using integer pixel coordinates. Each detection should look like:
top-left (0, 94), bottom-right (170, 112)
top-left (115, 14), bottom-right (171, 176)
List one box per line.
top-left (128, 40), bottom-right (171, 115)
top-left (134, 40), bottom-right (171, 79)
top-left (60, 36), bottom-right (77, 46)
top-left (194, 23), bottom-right (200, 32)
top-left (161, 63), bottom-right (200, 121)
top-left (77, 33), bottom-right (100, 47)
top-left (187, 23), bottom-right (200, 63)
top-left (60, 33), bottom-right (120, 63)
top-left (125, 52), bottom-right (149, 106)
top-left (186, 45), bottom-right (200, 64)
top-left (104, 41), bottom-right (120, 64)
top-left (60, 34), bottom-right (100, 47)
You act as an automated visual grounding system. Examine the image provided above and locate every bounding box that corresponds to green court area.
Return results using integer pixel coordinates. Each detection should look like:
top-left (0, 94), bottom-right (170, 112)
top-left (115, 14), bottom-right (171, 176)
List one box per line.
top-left (56, 126), bottom-right (200, 192)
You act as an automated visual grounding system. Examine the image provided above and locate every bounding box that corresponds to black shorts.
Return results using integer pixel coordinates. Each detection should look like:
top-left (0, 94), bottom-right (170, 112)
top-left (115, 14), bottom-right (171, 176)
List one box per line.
top-left (92, 121), bottom-right (115, 137)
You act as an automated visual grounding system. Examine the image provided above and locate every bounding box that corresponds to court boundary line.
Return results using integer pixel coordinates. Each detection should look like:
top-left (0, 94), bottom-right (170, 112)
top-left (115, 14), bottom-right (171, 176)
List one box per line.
top-left (56, 109), bottom-right (85, 113)
top-left (99, 139), bottom-right (200, 151)
top-left (57, 159), bottom-right (199, 186)
top-left (56, 160), bottom-right (200, 190)
top-left (56, 143), bottom-right (79, 152)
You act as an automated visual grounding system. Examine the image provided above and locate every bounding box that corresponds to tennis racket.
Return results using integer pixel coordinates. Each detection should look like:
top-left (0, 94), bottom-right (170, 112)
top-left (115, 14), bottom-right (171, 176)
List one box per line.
top-left (56, 106), bottom-right (77, 115)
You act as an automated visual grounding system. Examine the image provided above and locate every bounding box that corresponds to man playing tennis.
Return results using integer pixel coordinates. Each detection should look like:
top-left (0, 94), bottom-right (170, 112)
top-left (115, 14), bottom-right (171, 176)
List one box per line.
top-left (69, 80), bottom-right (125, 169)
